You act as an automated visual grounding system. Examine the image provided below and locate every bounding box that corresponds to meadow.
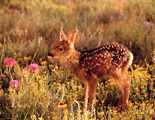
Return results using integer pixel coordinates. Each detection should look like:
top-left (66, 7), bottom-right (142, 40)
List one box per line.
top-left (0, 0), bottom-right (155, 119)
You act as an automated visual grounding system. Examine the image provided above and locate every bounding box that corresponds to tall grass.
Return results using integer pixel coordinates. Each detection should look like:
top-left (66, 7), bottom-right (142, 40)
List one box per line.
top-left (0, 0), bottom-right (154, 61)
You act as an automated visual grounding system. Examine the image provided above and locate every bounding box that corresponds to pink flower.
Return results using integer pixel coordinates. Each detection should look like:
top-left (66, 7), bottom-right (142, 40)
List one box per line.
top-left (29, 63), bottom-right (39, 72)
top-left (9, 80), bottom-right (19, 88)
top-left (4, 58), bottom-right (16, 66)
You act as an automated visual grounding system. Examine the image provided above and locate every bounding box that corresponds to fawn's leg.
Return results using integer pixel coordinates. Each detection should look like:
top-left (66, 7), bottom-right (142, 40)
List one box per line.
top-left (116, 74), bottom-right (130, 111)
top-left (87, 75), bottom-right (98, 108)
top-left (84, 81), bottom-right (88, 101)
top-left (88, 77), bottom-right (98, 118)
top-left (83, 74), bottom-right (98, 108)
top-left (117, 94), bottom-right (122, 107)
top-left (122, 77), bottom-right (130, 111)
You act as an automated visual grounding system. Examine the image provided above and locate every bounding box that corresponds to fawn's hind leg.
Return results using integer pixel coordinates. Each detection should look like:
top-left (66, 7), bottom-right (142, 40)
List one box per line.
top-left (115, 73), bottom-right (130, 111)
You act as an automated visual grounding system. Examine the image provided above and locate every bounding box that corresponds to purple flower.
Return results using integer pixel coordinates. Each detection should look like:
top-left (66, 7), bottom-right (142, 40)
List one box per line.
top-left (9, 80), bottom-right (19, 88)
top-left (4, 58), bottom-right (16, 66)
top-left (29, 63), bottom-right (39, 72)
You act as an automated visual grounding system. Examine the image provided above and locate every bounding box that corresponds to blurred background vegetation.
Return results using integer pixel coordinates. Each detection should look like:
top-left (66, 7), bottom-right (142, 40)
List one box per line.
top-left (0, 0), bottom-right (154, 64)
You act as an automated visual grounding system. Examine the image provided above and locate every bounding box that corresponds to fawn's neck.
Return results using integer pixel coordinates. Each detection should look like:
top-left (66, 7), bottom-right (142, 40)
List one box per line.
top-left (61, 48), bottom-right (80, 73)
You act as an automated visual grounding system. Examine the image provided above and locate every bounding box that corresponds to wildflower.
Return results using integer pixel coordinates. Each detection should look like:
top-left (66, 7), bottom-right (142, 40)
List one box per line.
top-left (149, 109), bottom-right (154, 116)
top-left (4, 58), bottom-right (16, 66)
top-left (58, 102), bottom-right (67, 108)
top-left (14, 52), bottom-right (17, 56)
top-left (8, 88), bottom-right (13, 93)
top-left (0, 74), bottom-right (6, 78)
top-left (41, 61), bottom-right (47, 65)
top-left (24, 56), bottom-right (31, 61)
top-left (24, 57), bottom-right (29, 61)
top-left (9, 80), bottom-right (19, 88)
top-left (29, 63), bottom-right (39, 72)
top-left (31, 115), bottom-right (37, 120)
top-left (149, 87), bottom-right (153, 91)
top-left (49, 64), bottom-right (53, 68)
top-left (22, 68), bottom-right (28, 77)
top-left (38, 117), bottom-right (43, 120)
top-left (0, 89), bottom-right (4, 96)
top-left (39, 58), bottom-right (42, 61)
top-left (98, 111), bottom-right (104, 116)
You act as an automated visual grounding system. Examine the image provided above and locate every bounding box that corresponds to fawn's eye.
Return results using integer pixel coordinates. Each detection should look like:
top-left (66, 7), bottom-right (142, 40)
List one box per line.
top-left (58, 48), bottom-right (63, 51)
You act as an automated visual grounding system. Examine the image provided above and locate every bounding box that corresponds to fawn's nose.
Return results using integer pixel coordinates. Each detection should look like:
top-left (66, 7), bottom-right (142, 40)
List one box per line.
top-left (48, 52), bottom-right (54, 57)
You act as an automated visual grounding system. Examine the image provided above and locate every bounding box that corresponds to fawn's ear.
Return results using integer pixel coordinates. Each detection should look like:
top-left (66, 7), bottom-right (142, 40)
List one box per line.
top-left (69, 29), bottom-right (78, 47)
top-left (60, 27), bottom-right (67, 41)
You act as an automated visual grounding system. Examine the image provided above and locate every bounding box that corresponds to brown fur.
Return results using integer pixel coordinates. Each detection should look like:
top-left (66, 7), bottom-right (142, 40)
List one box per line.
top-left (48, 28), bottom-right (133, 111)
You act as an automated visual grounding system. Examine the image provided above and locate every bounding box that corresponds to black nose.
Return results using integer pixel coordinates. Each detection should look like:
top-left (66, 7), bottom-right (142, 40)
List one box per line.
top-left (48, 52), bottom-right (54, 57)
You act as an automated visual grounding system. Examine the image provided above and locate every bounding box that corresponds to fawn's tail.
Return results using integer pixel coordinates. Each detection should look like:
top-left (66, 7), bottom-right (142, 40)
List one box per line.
top-left (128, 52), bottom-right (134, 66)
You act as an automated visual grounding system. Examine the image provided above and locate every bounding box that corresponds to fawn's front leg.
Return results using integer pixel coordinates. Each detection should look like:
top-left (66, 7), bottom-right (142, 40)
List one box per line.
top-left (88, 79), bottom-right (98, 106)
top-left (84, 74), bottom-right (98, 107)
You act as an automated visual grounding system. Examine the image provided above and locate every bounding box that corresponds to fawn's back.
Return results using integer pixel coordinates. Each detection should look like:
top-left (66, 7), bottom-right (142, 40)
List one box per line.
top-left (79, 43), bottom-right (133, 78)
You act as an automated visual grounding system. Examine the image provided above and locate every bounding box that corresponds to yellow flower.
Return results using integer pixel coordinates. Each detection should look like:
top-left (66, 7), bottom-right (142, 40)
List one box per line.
top-left (31, 115), bottom-right (37, 120)
top-left (149, 87), bottom-right (153, 91)
top-left (58, 103), bottom-right (67, 108)
top-left (140, 112), bottom-right (144, 115)
top-left (41, 61), bottom-right (47, 65)
top-left (141, 86), bottom-right (144, 89)
top-left (49, 65), bottom-right (53, 68)
top-left (39, 58), bottom-right (42, 61)
top-left (135, 88), bottom-right (139, 92)
top-left (0, 74), bottom-right (6, 78)
top-left (98, 111), bottom-right (104, 116)
top-left (53, 82), bottom-right (56, 85)
top-left (24, 56), bottom-right (29, 60)
top-left (8, 88), bottom-right (13, 93)
top-left (18, 58), bottom-right (23, 61)
top-left (42, 71), bottom-right (46, 74)
top-left (55, 66), bottom-right (58, 69)
top-left (38, 117), bottom-right (43, 120)
top-left (0, 89), bottom-right (4, 96)
top-left (14, 52), bottom-right (17, 56)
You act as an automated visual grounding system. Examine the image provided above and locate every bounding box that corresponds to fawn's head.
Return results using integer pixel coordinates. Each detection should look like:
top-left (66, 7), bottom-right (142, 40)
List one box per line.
top-left (48, 28), bottom-right (78, 58)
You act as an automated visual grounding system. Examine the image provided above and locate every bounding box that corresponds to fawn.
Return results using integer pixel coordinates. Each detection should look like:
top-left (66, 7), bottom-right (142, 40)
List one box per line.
top-left (48, 28), bottom-right (133, 111)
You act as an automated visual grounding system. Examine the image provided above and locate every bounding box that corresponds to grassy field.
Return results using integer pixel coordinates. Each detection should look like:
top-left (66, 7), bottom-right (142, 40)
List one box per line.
top-left (0, 0), bottom-right (155, 119)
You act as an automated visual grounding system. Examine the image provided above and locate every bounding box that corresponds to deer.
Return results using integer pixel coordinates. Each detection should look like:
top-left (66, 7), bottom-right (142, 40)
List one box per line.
top-left (48, 27), bottom-right (134, 111)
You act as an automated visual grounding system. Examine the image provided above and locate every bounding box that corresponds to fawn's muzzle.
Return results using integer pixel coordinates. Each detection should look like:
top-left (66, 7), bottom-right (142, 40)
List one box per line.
top-left (48, 52), bottom-right (54, 58)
